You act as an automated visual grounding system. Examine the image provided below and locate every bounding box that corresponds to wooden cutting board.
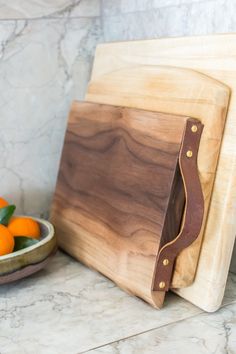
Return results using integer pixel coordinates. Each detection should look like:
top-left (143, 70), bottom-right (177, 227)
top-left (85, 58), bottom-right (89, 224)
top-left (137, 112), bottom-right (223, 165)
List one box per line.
top-left (51, 101), bottom-right (202, 308)
top-left (86, 66), bottom-right (230, 286)
top-left (85, 34), bottom-right (236, 312)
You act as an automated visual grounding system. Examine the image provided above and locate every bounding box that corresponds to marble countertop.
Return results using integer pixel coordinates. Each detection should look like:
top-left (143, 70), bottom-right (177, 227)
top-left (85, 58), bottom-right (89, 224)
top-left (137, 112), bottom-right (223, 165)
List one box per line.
top-left (0, 251), bottom-right (235, 354)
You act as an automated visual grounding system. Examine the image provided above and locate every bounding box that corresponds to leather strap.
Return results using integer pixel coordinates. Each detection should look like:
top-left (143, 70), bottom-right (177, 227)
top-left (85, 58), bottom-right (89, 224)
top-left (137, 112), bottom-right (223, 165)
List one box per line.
top-left (153, 118), bottom-right (204, 291)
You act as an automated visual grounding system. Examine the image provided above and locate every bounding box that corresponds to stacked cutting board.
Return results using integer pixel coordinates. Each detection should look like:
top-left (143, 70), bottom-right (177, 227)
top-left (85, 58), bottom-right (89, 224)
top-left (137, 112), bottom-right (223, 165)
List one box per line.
top-left (51, 34), bottom-right (236, 312)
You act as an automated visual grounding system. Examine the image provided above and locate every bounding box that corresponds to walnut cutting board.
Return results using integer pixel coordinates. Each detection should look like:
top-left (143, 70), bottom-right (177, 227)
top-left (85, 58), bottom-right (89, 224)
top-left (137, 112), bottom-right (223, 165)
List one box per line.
top-left (51, 101), bottom-right (191, 308)
top-left (85, 34), bottom-right (236, 312)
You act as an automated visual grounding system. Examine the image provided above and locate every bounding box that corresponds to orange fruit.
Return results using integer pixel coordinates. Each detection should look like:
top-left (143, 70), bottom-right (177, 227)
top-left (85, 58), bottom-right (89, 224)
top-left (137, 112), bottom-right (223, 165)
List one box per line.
top-left (0, 224), bottom-right (15, 256)
top-left (8, 217), bottom-right (40, 239)
top-left (0, 197), bottom-right (8, 208)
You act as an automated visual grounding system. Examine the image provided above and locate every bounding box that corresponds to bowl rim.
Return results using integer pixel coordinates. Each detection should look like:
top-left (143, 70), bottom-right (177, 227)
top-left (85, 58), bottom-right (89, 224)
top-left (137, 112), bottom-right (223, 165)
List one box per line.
top-left (0, 217), bottom-right (55, 261)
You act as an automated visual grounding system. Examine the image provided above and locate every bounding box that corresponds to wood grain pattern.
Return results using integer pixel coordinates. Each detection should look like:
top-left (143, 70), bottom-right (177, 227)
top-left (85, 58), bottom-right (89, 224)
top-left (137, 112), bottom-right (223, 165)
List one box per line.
top-left (86, 66), bottom-right (230, 289)
top-left (51, 101), bottom-right (189, 308)
top-left (85, 34), bottom-right (235, 311)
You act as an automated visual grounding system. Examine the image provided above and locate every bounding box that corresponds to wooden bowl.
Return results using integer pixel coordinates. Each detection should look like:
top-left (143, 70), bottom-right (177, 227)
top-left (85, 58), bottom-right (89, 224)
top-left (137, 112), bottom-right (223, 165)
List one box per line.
top-left (0, 217), bottom-right (56, 285)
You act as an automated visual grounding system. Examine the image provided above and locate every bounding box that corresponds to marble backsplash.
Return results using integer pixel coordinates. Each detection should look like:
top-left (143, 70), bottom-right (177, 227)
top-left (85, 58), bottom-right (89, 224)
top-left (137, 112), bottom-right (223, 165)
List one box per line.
top-left (0, 0), bottom-right (236, 221)
top-left (0, 1), bottom-right (102, 217)
top-left (102, 0), bottom-right (236, 41)
top-left (0, 0), bottom-right (100, 19)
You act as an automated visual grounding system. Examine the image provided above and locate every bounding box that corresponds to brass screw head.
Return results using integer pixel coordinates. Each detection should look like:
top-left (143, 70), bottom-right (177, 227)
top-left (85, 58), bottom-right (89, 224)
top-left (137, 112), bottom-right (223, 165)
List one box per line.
top-left (159, 281), bottom-right (166, 289)
top-left (191, 125), bottom-right (198, 133)
top-left (186, 150), bottom-right (193, 158)
top-left (163, 259), bottom-right (169, 266)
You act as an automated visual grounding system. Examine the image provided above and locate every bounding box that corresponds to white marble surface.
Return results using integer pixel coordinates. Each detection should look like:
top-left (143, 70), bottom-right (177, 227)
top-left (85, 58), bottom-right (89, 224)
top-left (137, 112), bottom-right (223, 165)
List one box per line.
top-left (102, 0), bottom-right (211, 16)
top-left (0, 0), bottom-right (100, 19)
top-left (0, 12), bottom-right (102, 218)
top-left (101, 0), bottom-right (236, 41)
top-left (0, 251), bottom-right (235, 354)
top-left (89, 303), bottom-right (236, 354)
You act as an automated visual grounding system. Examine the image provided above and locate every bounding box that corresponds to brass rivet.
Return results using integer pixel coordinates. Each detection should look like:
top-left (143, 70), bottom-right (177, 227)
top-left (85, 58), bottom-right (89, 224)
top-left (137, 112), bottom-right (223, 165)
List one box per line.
top-left (159, 281), bottom-right (166, 289)
top-left (191, 125), bottom-right (198, 133)
top-left (186, 150), bottom-right (193, 158)
top-left (163, 259), bottom-right (169, 266)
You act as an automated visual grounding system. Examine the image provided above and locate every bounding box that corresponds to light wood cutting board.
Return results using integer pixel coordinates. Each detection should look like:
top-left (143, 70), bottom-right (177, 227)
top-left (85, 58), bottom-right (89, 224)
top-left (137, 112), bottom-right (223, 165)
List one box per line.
top-left (86, 34), bottom-right (236, 312)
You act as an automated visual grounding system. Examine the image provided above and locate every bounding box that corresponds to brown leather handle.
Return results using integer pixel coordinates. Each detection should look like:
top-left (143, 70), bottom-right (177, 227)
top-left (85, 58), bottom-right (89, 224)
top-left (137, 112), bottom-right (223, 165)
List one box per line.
top-left (153, 118), bottom-right (204, 291)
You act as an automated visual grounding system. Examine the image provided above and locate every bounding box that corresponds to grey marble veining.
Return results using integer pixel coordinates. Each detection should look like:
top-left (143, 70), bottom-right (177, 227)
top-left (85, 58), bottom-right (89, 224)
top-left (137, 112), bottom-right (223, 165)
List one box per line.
top-left (0, 0), bottom-right (102, 219)
top-left (102, 5), bottom-right (189, 41)
top-left (0, 16), bottom-right (102, 217)
top-left (102, 0), bottom-right (236, 42)
top-left (88, 302), bottom-right (236, 354)
top-left (102, 0), bottom-right (208, 16)
top-left (0, 251), bottom-right (235, 354)
top-left (0, 0), bottom-right (100, 20)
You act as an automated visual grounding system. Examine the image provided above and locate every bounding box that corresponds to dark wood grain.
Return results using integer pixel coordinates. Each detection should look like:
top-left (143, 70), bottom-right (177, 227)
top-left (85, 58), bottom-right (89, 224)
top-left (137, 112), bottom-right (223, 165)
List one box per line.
top-left (51, 101), bottom-right (188, 308)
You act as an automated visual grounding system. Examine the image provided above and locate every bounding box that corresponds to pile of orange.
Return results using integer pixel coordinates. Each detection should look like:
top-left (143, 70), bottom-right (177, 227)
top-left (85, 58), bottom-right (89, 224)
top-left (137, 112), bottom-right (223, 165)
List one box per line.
top-left (0, 197), bottom-right (40, 256)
